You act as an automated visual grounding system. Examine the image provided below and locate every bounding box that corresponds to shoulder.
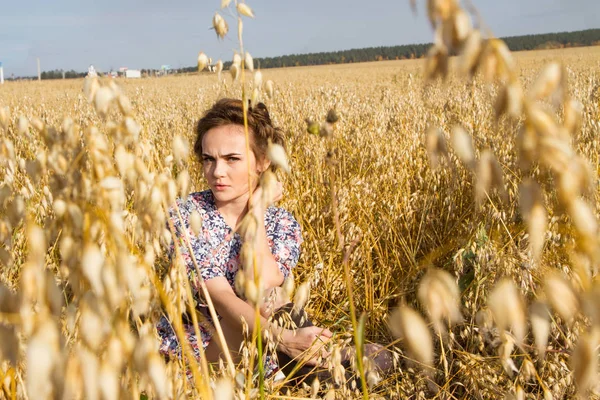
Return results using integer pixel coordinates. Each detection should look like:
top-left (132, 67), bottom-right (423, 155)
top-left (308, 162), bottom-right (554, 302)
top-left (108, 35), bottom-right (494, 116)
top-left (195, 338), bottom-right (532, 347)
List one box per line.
top-left (266, 206), bottom-right (302, 234)
top-left (168, 190), bottom-right (215, 225)
top-left (173, 190), bottom-right (214, 213)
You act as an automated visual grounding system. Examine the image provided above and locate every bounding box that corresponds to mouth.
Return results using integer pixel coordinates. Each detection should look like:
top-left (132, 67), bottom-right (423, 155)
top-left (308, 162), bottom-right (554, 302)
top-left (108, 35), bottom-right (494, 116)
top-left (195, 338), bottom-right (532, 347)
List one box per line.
top-left (213, 183), bottom-right (229, 191)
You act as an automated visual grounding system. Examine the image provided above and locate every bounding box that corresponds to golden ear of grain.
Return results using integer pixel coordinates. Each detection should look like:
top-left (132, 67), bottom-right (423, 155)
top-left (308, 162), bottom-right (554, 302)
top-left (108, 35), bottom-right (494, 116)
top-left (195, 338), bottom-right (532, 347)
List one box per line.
top-left (281, 274), bottom-right (295, 303)
top-left (0, 106), bottom-right (10, 131)
top-left (451, 9), bottom-right (471, 46)
top-left (98, 360), bottom-right (119, 400)
top-left (94, 86), bottom-right (115, 116)
top-left (213, 12), bottom-right (228, 39)
top-left (498, 332), bottom-right (518, 376)
top-left (515, 385), bottom-right (525, 400)
top-left (171, 135), bottom-right (189, 164)
top-left (230, 64), bottom-right (240, 81)
top-left (213, 377), bottom-right (234, 400)
top-left (265, 80), bottom-right (275, 99)
top-left (251, 87), bottom-right (260, 108)
top-left (83, 78), bottom-right (99, 103)
top-left (571, 328), bottom-right (600, 397)
top-left (520, 358), bottom-right (536, 382)
top-left (116, 94), bottom-right (133, 117)
top-left (18, 116), bottom-right (29, 136)
top-left (528, 63), bottom-right (563, 101)
top-left (26, 319), bottom-right (60, 399)
top-left (538, 136), bottom-right (573, 173)
top-left (232, 52), bottom-right (242, 66)
top-left (177, 170), bottom-right (190, 199)
top-left (424, 44), bottom-right (449, 81)
top-left (427, 0), bottom-right (457, 25)
top-left (525, 104), bottom-right (560, 138)
top-left (267, 140), bottom-right (290, 173)
top-left (425, 126), bottom-right (448, 169)
top-left (417, 268), bottom-right (462, 333)
top-left (459, 29), bottom-right (482, 76)
top-left (495, 82), bottom-right (523, 119)
top-left (0, 325), bottom-right (18, 365)
top-left (81, 243), bottom-right (105, 296)
top-left (557, 157), bottom-right (592, 206)
top-left (529, 301), bottom-right (550, 359)
top-left (450, 125), bottom-right (475, 168)
top-left (293, 281), bottom-right (310, 313)
top-left (259, 170), bottom-right (278, 207)
top-left (189, 210), bottom-right (202, 237)
top-left (544, 272), bottom-right (579, 324)
top-left (236, 3), bottom-right (255, 18)
top-left (488, 279), bottom-right (526, 346)
top-left (563, 98), bottom-right (583, 134)
top-left (238, 214), bottom-right (258, 246)
top-left (254, 70), bottom-right (263, 90)
top-left (197, 52), bottom-right (209, 72)
top-left (441, 8), bottom-right (471, 51)
top-left (311, 376), bottom-right (320, 397)
top-left (388, 305), bottom-right (433, 368)
top-left (244, 52), bottom-right (254, 71)
top-left (475, 150), bottom-right (493, 206)
top-left (491, 39), bottom-right (515, 79)
top-left (519, 179), bottom-right (546, 262)
top-left (234, 267), bottom-right (246, 297)
top-left (0, 282), bottom-right (19, 314)
top-left (567, 198), bottom-right (598, 252)
top-left (147, 353), bottom-right (169, 399)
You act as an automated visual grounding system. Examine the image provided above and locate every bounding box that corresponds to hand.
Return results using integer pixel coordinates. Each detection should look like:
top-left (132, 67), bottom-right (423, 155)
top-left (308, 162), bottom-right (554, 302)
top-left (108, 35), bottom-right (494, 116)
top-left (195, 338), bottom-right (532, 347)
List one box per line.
top-left (251, 181), bottom-right (283, 216)
top-left (279, 326), bottom-right (333, 366)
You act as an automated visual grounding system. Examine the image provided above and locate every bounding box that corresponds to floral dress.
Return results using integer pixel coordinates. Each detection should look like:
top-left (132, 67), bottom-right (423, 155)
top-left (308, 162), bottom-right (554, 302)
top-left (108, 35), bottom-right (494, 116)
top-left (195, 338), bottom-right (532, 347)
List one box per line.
top-left (156, 190), bottom-right (302, 377)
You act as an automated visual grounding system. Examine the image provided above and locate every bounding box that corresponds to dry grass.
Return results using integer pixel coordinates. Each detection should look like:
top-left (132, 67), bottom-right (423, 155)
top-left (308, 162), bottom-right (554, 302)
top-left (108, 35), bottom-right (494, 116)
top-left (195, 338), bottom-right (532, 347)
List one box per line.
top-left (1, 10), bottom-right (600, 399)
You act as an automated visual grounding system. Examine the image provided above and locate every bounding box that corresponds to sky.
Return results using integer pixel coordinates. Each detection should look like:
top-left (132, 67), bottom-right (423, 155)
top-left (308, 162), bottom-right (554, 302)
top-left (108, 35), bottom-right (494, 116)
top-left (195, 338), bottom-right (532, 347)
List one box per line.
top-left (1, 0), bottom-right (599, 77)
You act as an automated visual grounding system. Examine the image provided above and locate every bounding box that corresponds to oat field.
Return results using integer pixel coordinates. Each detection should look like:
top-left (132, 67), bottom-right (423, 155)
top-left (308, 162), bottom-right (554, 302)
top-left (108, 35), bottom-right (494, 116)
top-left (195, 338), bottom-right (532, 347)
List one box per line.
top-left (1, 12), bottom-right (600, 398)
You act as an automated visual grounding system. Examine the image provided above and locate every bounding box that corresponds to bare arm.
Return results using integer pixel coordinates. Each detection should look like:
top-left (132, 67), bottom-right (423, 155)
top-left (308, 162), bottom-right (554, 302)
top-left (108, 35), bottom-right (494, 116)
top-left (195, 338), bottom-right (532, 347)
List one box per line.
top-left (206, 276), bottom-right (332, 365)
top-left (244, 184), bottom-right (285, 289)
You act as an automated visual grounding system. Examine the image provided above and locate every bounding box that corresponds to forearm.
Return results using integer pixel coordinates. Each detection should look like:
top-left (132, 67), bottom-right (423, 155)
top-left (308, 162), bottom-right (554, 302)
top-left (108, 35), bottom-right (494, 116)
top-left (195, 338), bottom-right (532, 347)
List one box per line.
top-left (247, 208), bottom-right (284, 289)
top-left (212, 289), bottom-right (288, 349)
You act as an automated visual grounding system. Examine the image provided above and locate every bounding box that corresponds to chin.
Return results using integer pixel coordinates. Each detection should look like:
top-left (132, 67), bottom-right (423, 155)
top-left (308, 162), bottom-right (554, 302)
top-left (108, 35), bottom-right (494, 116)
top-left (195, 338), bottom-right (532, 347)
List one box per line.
top-left (211, 189), bottom-right (238, 203)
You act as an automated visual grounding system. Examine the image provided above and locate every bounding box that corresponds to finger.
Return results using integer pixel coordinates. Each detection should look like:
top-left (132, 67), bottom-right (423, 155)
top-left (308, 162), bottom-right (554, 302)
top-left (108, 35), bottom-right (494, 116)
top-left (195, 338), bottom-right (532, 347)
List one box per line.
top-left (274, 183), bottom-right (283, 202)
top-left (319, 328), bottom-right (333, 338)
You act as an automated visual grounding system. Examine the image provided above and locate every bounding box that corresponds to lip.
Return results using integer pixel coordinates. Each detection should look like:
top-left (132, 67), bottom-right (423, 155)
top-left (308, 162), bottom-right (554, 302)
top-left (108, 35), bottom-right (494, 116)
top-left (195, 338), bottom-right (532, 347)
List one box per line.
top-left (213, 184), bottom-right (229, 191)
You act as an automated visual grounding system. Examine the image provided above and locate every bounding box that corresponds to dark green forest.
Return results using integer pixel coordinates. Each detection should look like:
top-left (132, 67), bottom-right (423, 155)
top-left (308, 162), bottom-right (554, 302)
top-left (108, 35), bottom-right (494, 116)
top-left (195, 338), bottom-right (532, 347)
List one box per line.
top-left (30, 28), bottom-right (600, 80)
top-left (178, 28), bottom-right (600, 73)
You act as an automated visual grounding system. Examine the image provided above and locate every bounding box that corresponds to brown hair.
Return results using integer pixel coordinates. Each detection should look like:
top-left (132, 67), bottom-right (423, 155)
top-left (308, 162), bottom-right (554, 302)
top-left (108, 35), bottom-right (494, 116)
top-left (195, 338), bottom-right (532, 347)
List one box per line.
top-left (194, 98), bottom-right (285, 163)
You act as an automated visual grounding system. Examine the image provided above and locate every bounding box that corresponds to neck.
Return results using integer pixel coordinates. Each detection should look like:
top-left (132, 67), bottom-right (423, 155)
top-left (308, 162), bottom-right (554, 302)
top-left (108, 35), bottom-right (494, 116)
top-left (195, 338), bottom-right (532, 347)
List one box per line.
top-left (214, 192), bottom-right (250, 228)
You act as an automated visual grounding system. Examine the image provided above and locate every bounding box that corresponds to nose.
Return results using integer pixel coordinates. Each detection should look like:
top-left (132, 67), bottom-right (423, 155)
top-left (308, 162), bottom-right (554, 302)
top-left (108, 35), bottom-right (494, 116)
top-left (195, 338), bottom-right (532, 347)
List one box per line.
top-left (212, 159), bottom-right (226, 178)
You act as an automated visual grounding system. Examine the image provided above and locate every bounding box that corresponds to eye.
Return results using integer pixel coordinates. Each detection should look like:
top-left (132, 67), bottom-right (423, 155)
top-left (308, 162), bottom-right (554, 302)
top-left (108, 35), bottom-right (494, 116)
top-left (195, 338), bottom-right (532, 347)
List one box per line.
top-left (227, 156), bottom-right (240, 162)
top-left (202, 156), bottom-right (214, 163)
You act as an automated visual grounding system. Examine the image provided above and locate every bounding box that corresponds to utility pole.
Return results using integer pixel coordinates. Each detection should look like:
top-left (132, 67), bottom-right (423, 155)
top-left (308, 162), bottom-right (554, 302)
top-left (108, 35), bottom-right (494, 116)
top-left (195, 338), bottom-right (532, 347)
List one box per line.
top-left (0, 62), bottom-right (4, 84)
top-left (37, 58), bottom-right (41, 81)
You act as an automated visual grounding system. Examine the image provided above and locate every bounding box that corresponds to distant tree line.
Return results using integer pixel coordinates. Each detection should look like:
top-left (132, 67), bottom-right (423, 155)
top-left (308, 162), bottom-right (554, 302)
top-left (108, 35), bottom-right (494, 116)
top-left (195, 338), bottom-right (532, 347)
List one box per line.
top-left (246, 29), bottom-right (600, 69)
top-left (502, 29), bottom-right (600, 51)
top-left (29, 29), bottom-right (600, 80)
top-left (40, 69), bottom-right (87, 80)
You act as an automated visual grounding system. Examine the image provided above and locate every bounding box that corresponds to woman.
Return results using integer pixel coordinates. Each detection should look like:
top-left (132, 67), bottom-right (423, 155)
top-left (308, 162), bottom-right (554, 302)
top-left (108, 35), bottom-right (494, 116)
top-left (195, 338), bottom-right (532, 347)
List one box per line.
top-left (156, 99), bottom-right (332, 379)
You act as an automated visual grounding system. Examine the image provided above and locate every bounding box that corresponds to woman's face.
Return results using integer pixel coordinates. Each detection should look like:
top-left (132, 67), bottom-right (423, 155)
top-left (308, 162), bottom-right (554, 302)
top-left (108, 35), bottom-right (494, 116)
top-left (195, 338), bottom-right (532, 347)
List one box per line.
top-left (201, 124), bottom-right (266, 205)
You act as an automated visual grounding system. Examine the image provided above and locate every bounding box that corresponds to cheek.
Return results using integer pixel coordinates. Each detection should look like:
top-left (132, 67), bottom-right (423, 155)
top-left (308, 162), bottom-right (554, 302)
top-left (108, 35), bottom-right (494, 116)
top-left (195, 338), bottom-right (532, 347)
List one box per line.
top-left (233, 163), bottom-right (250, 180)
top-left (202, 163), bottom-right (211, 176)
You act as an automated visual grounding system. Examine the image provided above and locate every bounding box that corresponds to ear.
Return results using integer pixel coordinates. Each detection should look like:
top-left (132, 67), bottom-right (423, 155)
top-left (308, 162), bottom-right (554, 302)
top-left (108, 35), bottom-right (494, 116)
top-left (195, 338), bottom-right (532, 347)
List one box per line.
top-left (256, 157), bottom-right (271, 174)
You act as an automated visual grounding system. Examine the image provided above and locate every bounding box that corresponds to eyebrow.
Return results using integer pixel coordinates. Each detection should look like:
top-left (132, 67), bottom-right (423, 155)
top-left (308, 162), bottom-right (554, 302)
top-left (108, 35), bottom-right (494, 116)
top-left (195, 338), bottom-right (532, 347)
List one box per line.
top-left (201, 153), bottom-right (243, 157)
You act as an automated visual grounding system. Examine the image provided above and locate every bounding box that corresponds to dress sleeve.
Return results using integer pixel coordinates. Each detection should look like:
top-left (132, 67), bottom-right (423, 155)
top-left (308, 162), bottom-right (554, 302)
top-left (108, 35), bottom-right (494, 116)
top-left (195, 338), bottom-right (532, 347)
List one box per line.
top-left (167, 198), bottom-right (225, 298)
top-left (269, 209), bottom-right (303, 280)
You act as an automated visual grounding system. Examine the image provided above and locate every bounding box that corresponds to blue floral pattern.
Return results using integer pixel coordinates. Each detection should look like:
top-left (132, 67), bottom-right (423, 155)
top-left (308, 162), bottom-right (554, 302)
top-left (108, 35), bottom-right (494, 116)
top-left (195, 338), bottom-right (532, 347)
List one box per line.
top-left (156, 190), bottom-right (302, 377)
